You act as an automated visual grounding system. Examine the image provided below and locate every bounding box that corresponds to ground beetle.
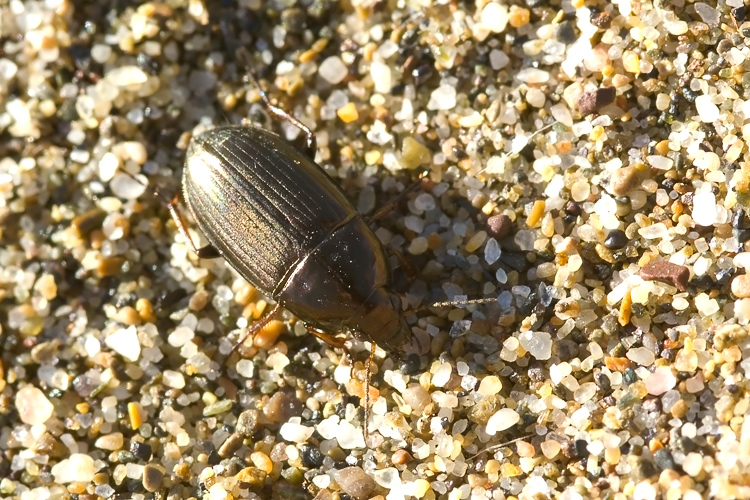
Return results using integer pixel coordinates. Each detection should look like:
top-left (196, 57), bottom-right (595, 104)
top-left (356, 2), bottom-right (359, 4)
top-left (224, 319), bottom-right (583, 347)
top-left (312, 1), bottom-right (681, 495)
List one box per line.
top-left (169, 53), bottom-right (415, 356)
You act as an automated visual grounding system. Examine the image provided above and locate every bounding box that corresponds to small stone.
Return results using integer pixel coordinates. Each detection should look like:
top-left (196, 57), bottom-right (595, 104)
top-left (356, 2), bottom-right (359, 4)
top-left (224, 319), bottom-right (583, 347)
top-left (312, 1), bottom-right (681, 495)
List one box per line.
top-left (640, 261), bottom-right (690, 291)
top-left (236, 409), bottom-right (260, 436)
top-left (51, 454), bottom-right (98, 483)
top-left (645, 366), bottom-right (677, 395)
top-left (695, 95), bottom-right (719, 123)
top-left (604, 229), bottom-right (628, 249)
top-left (627, 347), bottom-right (656, 366)
top-left (105, 326), bottom-right (141, 362)
top-left (541, 440), bottom-right (561, 459)
top-left (142, 463), bottom-right (165, 493)
top-left (486, 408), bottom-right (520, 435)
top-left (427, 84), bottom-right (457, 110)
top-left (578, 87), bottom-right (616, 115)
top-left (480, 2), bottom-right (509, 32)
top-left (72, 208), bottom-right (107, 237)
top-left (16, 385), bottom-right (54, 425)
top-left (236, 467), bottom-right (267, 486)
top-left (401, 136), bottom-right (432, 169)
top-left (319, 56), bottom-right (348, 84)
top-left (555, 20), bottom-right (577, 44)
top-left (609, 166), bottom-right (640, 196)
top-left (731, 275), bottom-right (750, 298)
top-left (692, 190), bottom-right (717, 226)
top-left (402, 386), bottom-right (431, 414)
top-left (95, 432), bottom-right (124, 451)
top-left (279, 419), bottom-right (314, 443)
top-left (486, 214), bottom-right (513, 239)
top-left (519, 331), bottom-right (552, 360)
top-left (590, 11), bottom-right (613, 28)
top-left (106, 65), bottom-right (148, 87)
top-left (334, 467), bottom-right (375, 500)
top-left (264, 391), bottom-right (302, 423)
top-left (478, 376), bottom-right (502, 396)
top-left (468, 395), bottom-right (503, 424)
top-left (336, 102), bottom-right (359, 123)
top-left (432, 362), bottom-right (452, 387)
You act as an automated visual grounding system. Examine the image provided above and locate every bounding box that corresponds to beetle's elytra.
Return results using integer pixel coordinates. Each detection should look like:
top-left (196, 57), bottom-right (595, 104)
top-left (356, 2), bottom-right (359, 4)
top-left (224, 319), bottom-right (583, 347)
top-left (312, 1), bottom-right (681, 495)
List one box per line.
top-left (181, 123), bottom-right (413, 354)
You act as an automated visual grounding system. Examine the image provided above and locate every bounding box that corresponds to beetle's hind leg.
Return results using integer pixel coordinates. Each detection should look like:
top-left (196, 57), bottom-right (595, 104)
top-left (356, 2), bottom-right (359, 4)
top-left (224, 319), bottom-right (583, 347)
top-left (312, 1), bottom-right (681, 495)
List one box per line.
top-left (234, 48), bottom-right (317, 160)
top-left (166, 193), bottom-right (222, 259)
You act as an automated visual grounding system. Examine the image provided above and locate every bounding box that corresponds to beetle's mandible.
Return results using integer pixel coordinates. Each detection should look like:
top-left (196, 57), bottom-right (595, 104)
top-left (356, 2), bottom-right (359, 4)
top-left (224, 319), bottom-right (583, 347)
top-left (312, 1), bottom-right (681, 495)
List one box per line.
top-left (175, 90), bottom-right (414, 355)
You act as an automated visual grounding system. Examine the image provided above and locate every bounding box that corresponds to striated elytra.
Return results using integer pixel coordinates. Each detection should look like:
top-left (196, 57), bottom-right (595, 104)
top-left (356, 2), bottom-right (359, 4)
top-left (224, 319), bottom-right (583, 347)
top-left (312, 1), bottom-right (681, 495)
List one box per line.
top-left (181, 124), bottom-right (413, 354)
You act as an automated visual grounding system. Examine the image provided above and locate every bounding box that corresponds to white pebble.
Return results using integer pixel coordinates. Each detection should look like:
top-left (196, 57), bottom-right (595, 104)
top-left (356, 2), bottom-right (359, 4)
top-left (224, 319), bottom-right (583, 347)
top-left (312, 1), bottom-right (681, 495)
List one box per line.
top-left (626, 347), bottom-right (655, 366)
top-left (370, 60), bottom-right (392, 94)
top-left (319, 56), bottom-right (348, 85)
top-left (692, 190), bottom-right (717, 226)
top-left (163, 370), bottom-right (185, 389)
top-left (485, 408), bottom-right (520, 435)
top-left (16, 385), bottom-right (55, 425)
top-left (695, 95), bottom-right (719, 123)
top-left (427, 84), bottom-right (457, 111)
top-left (432, 362), bottom-right (452, 387)
top-left (107, 65), bottom-right (148, 87)
top-left (480, 2), bottom-right (509, 33)
top-left (279, 419), bottom-right (315, 443)
top-left (105, 326), bottom-right (141, 362)
top-left (51, 454), bottom-right (97, 483)
top-left (489, 49), bottom-right (509, 70)
top-left (645, 366), bottom-right (677, 395)
top-left (519, 331), bottom-right (552, 360)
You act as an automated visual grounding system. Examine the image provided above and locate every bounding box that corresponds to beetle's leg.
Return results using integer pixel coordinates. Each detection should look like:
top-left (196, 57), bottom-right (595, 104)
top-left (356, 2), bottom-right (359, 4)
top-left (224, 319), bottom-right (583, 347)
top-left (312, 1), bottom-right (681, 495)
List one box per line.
top-left (166, 193), bottom-right (222, 259)
top-left (305, 325), bottom-right (347, 349)
top-left (232, 302), bottom-right (283, 353)
top-left (235, 48), bottom-right (317, 159)
top-left (366, 169), bottom-right (429, 223)
top-left (364, 342), bottom-right (377, 445)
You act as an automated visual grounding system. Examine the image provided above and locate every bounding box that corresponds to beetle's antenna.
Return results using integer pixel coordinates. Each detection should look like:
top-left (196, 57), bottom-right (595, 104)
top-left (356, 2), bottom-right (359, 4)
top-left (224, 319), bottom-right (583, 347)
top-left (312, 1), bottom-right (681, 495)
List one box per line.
top-left (429, 297), bottom-right (499, 308)
top-left (467, 434), bottom-right (534, 460)
top-left (476, 120), bottom-right (559, 175)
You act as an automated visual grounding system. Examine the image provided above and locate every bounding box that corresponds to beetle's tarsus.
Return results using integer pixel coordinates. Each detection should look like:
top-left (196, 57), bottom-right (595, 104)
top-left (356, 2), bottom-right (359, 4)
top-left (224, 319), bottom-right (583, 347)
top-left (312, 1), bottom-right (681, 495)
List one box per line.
top-left (305, 325), bottom-right (347, 349)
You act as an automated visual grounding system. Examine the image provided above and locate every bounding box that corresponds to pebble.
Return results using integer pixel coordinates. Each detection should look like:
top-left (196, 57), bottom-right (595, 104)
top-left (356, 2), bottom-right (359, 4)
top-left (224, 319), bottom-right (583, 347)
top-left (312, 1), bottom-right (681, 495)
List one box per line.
top-left (16, 385), bottom-right (54, 425)
top-left (427, 84), bottom-right (457, 110)
top-left (604, 229), bottom-right (628, 249)
top-left (402, 386), bottom-right (431, 414)
top-left (610, 166), bottom-right (640, 196)
top-left (51, 454), bottom-right (97, 483)
top-left (640, 261), bottom-right (690, 291)
top-left (319, 56), bottom-right (348, 84)
top-left (485, 408), bottom-right (520, 435)
top-left (519, 331), bottom-right (552, 360)
top-left (646, 366), bottom-right (677, 396)
top-left (480, 2), bottom-right (509, 32)
top-left (401, 136), bottom-right (432, 169)
top-left (142, 463), bottom-right (165, 492)
top-left (334, 467), bottom-right (376, 500)
top-left (486, 214), bottom-right (513, 239)
top-left (731, 275), bottom-right (750, 298)
top-left (106, 65), bottom-right (148, 87)
top-left (279, 419), bottom-right (314, 443)
top-left (95, 432), bottom-right (124, 451)
top-left (477, 376), bottom-right (502, 396)
top-left (105, 326), bottom-right (141, 362)
top-left (577, 87), bottom-right (616, 115)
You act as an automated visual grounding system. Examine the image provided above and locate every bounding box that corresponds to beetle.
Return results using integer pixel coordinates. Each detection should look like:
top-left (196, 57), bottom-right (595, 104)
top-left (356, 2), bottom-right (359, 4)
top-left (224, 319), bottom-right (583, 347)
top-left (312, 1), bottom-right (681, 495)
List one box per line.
top-left (168, 65), bottom-right (415, 356)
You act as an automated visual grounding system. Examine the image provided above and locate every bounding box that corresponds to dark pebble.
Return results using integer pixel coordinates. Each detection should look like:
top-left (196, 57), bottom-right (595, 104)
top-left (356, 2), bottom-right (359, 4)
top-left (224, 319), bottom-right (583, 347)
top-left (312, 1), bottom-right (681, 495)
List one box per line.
top-left (298, 444), bottom-right (324, 468)
top-left (142, 463), bottom-right (165, 493)
top-left (130, 441), bottom-right (152, 461)
top-left (236, 409), bottom-right (260, 436)
top-left (486, 214), bottom-right (513, 239)
top-left (653, 448), bottom-right (675, 470)
top-left (552, 338), bottom-right (579, 361)
top-left (333, 467), bottom-right (376, 500)
top-left (590, 11), bottom-right (613, 29)
top-left (578, 87), bottom-right (616, 116)
top-left (263, 391), bottom-right (303, 423)
top-left (630, 457), bottom-right (658, 480)
top-left (640, 261), bottom-right (690, 291)
top-left (604, 229), bottom-right (628, 249)
top-left (555, 20), bottom-right (577, 44)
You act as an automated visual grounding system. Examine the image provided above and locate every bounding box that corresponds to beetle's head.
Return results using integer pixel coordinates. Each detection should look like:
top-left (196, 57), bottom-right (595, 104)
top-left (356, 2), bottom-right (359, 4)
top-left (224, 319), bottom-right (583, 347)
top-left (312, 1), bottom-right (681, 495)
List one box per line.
top-left (349, 287), bottom-right (414, 357)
